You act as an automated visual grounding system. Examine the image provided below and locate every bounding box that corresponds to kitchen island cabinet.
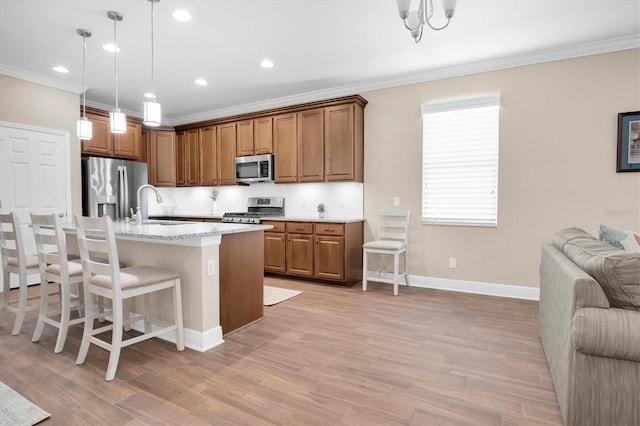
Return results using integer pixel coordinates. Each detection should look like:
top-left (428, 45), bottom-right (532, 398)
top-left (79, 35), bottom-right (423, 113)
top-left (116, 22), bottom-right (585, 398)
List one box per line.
top-left (65, 220), bottom-right (269, 351)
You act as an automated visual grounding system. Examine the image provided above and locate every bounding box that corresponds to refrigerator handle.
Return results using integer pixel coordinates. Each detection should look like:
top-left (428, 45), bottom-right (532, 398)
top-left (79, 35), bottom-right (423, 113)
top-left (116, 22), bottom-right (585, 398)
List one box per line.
top-left (123, 165), bottom-right (129, 218)
top-left (118, 166), bottom-right (125, 220)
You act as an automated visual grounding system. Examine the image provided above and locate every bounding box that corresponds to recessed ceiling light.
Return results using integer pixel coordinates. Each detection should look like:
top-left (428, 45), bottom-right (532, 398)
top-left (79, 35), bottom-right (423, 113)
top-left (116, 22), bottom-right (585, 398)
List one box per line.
top-left (102, 43), bottom-right (120, 53)
top-left (172, 10), bottom-right (192, 22)
top-left (195, 78), bottom-right (207, 86)
top-left (144, 92), bottom-right (156, 99)
top-left (260, 59), bottom-right (274, 69)
top-left (52, 66), bottom-right (69, 73)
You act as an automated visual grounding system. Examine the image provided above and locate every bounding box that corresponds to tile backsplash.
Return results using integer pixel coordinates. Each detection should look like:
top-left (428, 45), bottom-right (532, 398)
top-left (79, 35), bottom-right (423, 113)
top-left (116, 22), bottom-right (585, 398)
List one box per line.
top-left (147, 182), bottom-right (363, 218)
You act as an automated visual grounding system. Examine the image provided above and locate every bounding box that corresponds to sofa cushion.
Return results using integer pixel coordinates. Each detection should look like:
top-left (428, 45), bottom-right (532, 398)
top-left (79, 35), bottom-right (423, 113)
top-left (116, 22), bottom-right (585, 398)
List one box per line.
top-left (622, 232), bottom-right (640, 253)
top-left (572, 307), bottom-right (640, 362)
top-left (554, 228), bottom-right (640, 310)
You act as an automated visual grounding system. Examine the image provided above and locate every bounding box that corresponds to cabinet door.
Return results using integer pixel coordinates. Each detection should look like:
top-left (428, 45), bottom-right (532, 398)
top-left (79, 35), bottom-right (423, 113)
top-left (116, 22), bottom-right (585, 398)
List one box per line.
top-left (149, 130), bottom-right (176, 187)
top-left (81, 112), bottom-right (111, 156)
top-left (264, 232), bottom-right (286, 273)
top-left (217, 123), bottom-right (237, 185)
top-left (113, 121), bottom-right (142, 160)
top-left (314, 235), bottom-right (345, 281)
top-left (236, 120), bottom-right (254, 156)
top-left (287, 233), bottom-right (314, 277)
top-left (325, 104), bottom-right (355, 181)
top-left (186, 129), bottom-right (200, 185)
top-left (199, 126), bottom-right (218, 185)
top-left (254, 116), bottom-right (273, 154)
top-left (175, 131), bottom-right (187, 186)
top-left (297, 109), bottom-right (324, 182)
top-left (273, 113), bottom-right (297, 183)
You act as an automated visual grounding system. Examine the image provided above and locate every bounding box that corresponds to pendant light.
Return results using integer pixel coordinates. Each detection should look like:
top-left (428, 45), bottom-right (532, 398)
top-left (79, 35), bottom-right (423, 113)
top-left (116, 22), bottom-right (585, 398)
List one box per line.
top-left (107, 11), bottom-right (127, 134)
top-left (76, 28), bottom-right (93, 140)
top-left (143, 0), bottom-right (161, 127)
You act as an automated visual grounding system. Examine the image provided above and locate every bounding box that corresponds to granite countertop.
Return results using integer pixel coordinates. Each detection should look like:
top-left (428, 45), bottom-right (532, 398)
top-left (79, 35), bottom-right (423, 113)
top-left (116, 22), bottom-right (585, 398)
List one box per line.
top-left (153, 213), bottom-right (365, 223)
top-left (63, 219), bottom-right (272, 242)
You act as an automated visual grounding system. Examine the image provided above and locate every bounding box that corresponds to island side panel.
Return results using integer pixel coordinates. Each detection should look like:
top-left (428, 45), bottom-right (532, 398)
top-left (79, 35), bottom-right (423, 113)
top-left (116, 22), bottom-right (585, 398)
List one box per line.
top-left (66, 234), bottom-right (221, 337)
top-left (115, 240), bottom-right (220, 335)
top-left (219, 230), bottom-right (265, 335)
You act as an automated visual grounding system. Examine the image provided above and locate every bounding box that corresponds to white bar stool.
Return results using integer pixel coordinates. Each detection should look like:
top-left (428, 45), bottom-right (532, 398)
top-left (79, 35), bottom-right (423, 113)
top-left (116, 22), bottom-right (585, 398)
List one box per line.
top-left (74, 215), bottom-right (185, 381)
top-left (0, 212), bottom-right (43, 334)
top-left (30, 213), bottom-right (85, 353)
top-left (362, 210), bottom-right (410, 296)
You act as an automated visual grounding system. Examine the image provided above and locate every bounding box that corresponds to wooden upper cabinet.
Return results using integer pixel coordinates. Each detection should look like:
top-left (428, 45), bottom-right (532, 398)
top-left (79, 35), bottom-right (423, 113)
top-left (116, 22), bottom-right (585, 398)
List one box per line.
top-left (273, 113), bottom-right (298, 183)
top-left (199, 126), bottom-right (218, 185)
top-left (113, 121), bottom-right (142, 159)
top-left (217, 123), bottom-right (237, 185)
top-left (297, 109), bottom-right (325, 182)
top-left (81, 109), bottom-right (142, 160)
top-left (186, 129), bottom-right (200, 185)
top-left (236, 120), bottom-right (254, 156)
top-left (82, 112), bottom-right (111, 155)
top-left (325, 103), bottom-right (364, 182)
top-left (254, 117), bottom-right (273, 154)
top-left (175, 131), bottom-right (187, 186)
top-left (237, 117), bottom-right (273, 156)
top-left (148, 130), bottom-right (176, 187)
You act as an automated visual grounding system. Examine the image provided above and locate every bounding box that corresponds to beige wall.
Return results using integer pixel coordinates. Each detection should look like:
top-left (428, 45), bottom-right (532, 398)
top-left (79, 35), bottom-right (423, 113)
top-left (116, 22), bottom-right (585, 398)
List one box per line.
top-left (0, 74), bottom-right (82, 213)
top-left (362, 49), bottom-right (640, 289)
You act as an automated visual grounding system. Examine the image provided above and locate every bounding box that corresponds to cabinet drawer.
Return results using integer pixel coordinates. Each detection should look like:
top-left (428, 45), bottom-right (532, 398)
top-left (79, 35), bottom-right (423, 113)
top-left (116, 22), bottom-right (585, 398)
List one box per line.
top-left (286, 222), bottom-right (314, 234)
top-left (263, 221), bottom-right (286, 232)
top-left (315, 223), bottom-right (344, 236)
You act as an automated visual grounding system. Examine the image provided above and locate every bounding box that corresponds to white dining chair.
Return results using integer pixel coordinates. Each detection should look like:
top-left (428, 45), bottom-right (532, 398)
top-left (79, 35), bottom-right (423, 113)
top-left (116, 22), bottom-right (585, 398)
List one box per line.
top-left (30, 213), bottom-right (85, 353)
top-left (74, 215), bottom-right (185, 381)
top-left (0, 212), bottom-right (43, 334)
top-left (362, 210), bottom-right (410, 296)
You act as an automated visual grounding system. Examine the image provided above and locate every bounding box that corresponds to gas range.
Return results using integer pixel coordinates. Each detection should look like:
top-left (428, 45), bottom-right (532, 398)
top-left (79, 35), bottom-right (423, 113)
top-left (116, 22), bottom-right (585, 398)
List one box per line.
top-left (222, 197), bottom-right (284, 224)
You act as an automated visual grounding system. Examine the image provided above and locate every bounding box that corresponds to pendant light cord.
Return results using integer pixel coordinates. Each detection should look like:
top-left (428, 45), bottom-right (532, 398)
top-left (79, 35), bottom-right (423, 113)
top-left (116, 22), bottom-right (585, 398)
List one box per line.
top-left (151, 0), bottom-right (155, 98)
top-left (82, 32), bottom-right (87, 118)
top-left (113, 17), bottom-right (119, 110)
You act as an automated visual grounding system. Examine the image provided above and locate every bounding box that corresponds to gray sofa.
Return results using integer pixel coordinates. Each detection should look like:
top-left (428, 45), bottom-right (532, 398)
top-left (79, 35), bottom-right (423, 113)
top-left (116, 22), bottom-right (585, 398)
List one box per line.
top-left (539, 228), bottom-right (640, 426)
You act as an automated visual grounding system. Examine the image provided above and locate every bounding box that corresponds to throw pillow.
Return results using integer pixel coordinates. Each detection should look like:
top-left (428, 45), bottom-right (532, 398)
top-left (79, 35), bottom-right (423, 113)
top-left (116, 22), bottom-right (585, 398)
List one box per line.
top-left (599, 224), bottom-right (628, 250)
top-left (622, 232), bottom-right (640, 253)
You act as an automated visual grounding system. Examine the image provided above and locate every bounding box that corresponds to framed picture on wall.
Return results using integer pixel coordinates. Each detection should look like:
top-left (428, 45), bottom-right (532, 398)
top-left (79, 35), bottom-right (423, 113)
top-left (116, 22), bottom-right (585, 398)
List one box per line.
top-left (617, 111), bottom-right (640, 172)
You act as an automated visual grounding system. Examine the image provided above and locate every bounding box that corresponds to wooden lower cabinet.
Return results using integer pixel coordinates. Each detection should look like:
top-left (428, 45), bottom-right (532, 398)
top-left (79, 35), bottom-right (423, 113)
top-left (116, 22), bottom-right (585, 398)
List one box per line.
top-left (263, 220), bottom-right (362, 286)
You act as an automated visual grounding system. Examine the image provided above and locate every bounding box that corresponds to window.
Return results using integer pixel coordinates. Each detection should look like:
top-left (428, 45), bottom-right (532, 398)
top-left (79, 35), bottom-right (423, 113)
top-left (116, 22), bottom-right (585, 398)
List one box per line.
top-left (421, 95), bottom-right (500, 227)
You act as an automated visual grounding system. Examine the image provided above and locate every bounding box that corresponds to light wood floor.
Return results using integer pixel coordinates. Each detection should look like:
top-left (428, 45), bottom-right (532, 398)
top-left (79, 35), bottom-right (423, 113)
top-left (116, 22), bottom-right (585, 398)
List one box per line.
top-left (0, 277), bottom-right (562, 425)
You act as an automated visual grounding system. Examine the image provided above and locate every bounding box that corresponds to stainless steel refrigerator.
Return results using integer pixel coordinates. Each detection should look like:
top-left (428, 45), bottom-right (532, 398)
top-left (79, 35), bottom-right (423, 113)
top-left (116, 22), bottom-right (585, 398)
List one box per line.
top-left (82, 157), bottom-right (148, 221)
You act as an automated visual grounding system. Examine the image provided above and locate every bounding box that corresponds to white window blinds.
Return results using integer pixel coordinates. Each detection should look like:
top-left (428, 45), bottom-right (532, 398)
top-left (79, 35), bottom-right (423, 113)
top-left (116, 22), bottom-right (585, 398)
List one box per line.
top-left (421, 95), bottom-right (500, 227)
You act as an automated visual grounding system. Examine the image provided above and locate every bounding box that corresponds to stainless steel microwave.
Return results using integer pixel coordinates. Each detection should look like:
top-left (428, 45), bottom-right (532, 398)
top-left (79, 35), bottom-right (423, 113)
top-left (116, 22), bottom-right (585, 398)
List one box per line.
top-left (234, 154), bottom-right (274, 183)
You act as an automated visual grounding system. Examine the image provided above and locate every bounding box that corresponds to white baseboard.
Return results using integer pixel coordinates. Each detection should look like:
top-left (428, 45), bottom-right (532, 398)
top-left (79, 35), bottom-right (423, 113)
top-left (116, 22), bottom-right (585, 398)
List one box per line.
top-left (121, 318), bottom-right (224, 353)
top-left (368, 274), bottom-right (539, 301)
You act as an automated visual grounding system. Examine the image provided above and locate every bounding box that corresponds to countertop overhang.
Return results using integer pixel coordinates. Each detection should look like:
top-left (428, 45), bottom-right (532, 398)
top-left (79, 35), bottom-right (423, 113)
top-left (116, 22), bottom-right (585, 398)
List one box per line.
top-left (63, 220), bottom-right (272, 247)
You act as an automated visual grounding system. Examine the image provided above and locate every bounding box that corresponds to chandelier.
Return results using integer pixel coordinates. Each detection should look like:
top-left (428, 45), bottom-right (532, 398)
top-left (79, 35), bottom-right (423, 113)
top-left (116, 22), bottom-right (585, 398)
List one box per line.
top-left (396, 0), bottom-right (457, 43)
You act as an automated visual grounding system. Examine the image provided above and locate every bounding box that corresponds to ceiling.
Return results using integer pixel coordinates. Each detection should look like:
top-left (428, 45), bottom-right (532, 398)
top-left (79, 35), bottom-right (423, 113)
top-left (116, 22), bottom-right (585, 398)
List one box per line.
top-left (1, 1), bottom-right (638, 126)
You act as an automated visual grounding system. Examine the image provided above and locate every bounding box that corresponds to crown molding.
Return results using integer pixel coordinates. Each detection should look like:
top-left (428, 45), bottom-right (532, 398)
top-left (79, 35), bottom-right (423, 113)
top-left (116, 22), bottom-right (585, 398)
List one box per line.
top-left (165, 35), bottom-right (640, 126)
top-left (0, 64), bottom-right (84, 94)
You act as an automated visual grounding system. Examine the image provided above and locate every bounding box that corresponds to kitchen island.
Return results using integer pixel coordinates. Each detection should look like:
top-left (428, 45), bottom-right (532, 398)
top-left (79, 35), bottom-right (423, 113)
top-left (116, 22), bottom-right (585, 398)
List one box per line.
top-left (65, 220), bottom-right (270, 352)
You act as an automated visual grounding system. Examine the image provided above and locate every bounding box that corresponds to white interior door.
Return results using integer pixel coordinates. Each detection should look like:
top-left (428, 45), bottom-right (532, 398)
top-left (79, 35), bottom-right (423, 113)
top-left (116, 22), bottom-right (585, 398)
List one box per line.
top-left (0, 121), bottom-right (71, 287)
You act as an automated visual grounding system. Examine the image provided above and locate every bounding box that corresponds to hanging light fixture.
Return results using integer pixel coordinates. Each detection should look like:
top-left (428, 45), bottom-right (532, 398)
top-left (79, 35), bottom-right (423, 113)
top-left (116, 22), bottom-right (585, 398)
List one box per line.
top-left (143, 0), bottom-right (161, 127)
top-left (396, 0), bottom-right (457, 44)
top-left (76, 28), bottom-right (93, 140)
top-left (107, 11), bottom-right (127, 134)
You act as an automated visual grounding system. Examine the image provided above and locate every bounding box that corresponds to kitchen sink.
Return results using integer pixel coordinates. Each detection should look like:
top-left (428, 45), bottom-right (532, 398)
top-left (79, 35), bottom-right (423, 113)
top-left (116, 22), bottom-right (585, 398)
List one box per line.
top-left (143, 220), bottom-right (185, 226)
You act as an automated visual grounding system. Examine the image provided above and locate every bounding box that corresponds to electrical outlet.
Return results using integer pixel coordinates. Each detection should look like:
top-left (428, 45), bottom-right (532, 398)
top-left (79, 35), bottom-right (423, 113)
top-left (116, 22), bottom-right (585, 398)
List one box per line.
top-left (449, 258), bottom-right (457, 269)
top-left (207, 259), bottom-right (216, 276)
top-left (393, 197), bottom-right (400, 207)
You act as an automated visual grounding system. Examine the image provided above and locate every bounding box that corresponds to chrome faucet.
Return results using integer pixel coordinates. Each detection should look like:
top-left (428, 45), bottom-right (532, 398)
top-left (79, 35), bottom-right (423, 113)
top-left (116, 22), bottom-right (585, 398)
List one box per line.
top-left (136, 184), bottom-right (163, 224)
